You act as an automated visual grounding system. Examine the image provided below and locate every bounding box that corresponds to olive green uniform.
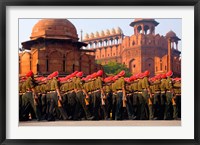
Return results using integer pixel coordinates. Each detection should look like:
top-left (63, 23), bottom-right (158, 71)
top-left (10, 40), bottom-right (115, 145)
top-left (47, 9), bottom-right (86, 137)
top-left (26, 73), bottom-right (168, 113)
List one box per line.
top-left (74, 77), bottom-right (93, 120)
top-left (93, 77), bottom-right (103, 120)
top-left (21, 77), bottom-right (41, 121)
top-left (137, 78), bottom-right (147, 120)
top-left (131, 80), bottom-right (139, 118)
top-left (125, 83), bottom-right (136, 120)
top-left (152, 80), bottom-right (161, 119)
top-left (104, 83), bottom-right (112, 119)
top-left (173, 81), bottom-right (181, 119)
top-left (165, 77), bottom-right (177, 119)
top-left (39, 83), bottom-right (47, 119)
top-left (47, 77), bottom-right (68, 121)
top-left (115, 77), bottom-right (125, 120)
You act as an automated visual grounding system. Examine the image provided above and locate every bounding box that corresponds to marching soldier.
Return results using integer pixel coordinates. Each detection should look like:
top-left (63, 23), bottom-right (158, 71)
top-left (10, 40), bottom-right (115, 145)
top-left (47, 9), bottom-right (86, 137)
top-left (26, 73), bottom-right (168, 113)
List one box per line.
top-left (151, 75), bottom-right (162, 120)
top-left (165, 70), bottom-right (177, 120)
top-left (47, 71), bottom-right (68, 121)
top-left (21, 70), bottom-right (41, 121)
top-left (74, 71), bottom-right (94, 120)
top-left (173, 78), bottom-right (181, 119)
top-left (142, 70), bottom-right (153, 120)
top-left (111, 75), bottom-right (118, 120)
top-left (160, 74), bottom-right (167, 120)
top-left (103, 76), bottom-right (113, 120)
top-left (124, 78), bottom-right (137, 120)
top-left (115, 70), bottom-right (126, 120)
top-left (94, 70), bottom-right (106, 120)
top-left (19, 77), bottom-right (27, 120)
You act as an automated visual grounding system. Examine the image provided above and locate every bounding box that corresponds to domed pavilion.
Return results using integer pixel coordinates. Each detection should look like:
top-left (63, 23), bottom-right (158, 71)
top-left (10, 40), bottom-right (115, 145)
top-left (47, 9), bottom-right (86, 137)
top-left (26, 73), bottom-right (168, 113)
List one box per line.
top-left (19, 19), bottom-right (101, 76)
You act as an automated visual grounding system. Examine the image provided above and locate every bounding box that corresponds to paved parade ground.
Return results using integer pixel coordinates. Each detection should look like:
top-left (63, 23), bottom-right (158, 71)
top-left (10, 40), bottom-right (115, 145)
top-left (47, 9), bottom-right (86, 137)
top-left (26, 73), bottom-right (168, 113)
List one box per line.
top-left (19, 120), bottom-right (181, 126)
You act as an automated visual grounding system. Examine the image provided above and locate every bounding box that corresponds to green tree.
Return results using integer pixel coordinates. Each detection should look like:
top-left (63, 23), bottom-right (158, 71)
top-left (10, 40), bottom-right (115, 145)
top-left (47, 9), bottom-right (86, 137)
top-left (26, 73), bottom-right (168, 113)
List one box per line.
top-left (102, 61), bottom-right (132, 77)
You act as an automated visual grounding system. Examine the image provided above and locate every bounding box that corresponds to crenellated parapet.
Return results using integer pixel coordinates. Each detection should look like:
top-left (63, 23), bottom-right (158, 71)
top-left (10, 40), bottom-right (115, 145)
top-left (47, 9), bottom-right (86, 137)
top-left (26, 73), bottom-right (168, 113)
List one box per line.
top-left (83, 27), bottom-right (124, 49)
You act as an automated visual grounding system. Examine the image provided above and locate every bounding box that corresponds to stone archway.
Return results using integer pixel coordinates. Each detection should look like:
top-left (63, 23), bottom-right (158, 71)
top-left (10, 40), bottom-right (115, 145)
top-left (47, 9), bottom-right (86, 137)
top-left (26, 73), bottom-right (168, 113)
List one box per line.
top-left (144, 58), bottom-right (155, 76)
top-left (129, 58), bottom-right (136, 74)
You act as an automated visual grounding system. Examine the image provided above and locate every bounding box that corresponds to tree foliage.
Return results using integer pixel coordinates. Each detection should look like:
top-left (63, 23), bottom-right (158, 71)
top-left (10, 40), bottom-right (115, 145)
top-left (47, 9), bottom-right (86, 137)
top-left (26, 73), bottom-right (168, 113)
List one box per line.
top-left (102, 61), bottom-right (132, 77)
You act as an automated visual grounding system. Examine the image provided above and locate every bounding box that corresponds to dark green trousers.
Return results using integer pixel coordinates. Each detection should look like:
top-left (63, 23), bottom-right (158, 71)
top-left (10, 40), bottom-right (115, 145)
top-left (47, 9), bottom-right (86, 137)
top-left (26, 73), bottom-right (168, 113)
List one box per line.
top-left (21, 92), bottom-right (41, 120)
top-left (75, 91), bottom-right (92, 119)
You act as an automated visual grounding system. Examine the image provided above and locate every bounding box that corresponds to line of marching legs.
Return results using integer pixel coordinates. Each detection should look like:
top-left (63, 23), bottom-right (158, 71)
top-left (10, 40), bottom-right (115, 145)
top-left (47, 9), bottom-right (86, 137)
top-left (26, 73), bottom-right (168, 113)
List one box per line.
top-left (19, 90), bottom-right (181, 121)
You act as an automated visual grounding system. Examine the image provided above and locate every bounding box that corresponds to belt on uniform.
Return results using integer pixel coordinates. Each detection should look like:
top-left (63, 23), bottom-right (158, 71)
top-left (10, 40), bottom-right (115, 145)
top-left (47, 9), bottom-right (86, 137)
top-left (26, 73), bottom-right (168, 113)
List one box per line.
top-left (142, 88), bottom-right (147, 90)
top-left (26, 91), bottom-right (32, 93)
top-left (88, 92), bottom-right (92, 94)
top-left (50, 91), bottom-right (56, 93)
top-left (166, 91), bottom-right (171, 92)
top-left (113, 92), bottom-right (117, 95)
top-left (94, 89), bottom-right (100, 93)
top-left (117, 90), bottom-right (123, 93)
top-left (161, 91), bottom-right (165, 93)
top-left (127, 93), bottom-right (132, 96)
top-left (155, 91), bottom-right (161, 93)
top-left (138, 91), bottom-right (142, 94)
top-left (76, 90), bottom-right (82, 93)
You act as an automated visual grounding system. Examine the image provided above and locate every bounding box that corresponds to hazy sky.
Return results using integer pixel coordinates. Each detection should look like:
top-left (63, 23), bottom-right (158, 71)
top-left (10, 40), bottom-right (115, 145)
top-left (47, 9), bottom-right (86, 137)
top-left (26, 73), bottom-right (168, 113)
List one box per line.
top-left (19, 18), bottom-right (182, 50)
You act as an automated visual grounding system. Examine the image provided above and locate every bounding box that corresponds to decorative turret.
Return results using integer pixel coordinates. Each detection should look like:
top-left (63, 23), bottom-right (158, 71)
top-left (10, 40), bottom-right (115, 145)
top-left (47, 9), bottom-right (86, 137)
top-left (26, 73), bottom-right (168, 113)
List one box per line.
top-left (130, 18), bottom-right (159, 35)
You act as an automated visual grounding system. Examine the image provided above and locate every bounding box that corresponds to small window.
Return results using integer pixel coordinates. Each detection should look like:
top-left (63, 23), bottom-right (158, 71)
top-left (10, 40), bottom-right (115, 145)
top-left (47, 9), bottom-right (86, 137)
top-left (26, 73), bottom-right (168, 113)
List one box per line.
top-left (149, 64), bottom-right (151, 67)
top-left (133, 65), bottom-right (136, 68)
top-left (156, 67), bottom-right (158, 71)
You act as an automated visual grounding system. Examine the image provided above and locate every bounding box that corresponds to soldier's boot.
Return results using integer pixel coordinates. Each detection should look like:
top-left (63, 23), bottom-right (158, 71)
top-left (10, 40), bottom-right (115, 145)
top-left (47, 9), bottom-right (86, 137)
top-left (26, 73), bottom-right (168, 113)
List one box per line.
top-left (148, 105), bottom-right (154, 120)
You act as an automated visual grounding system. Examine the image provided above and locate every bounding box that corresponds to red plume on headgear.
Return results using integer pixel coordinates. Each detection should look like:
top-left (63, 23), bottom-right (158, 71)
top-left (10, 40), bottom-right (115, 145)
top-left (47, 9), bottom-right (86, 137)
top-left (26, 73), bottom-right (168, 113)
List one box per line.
top-left (118, 70), bottom-right (125, 77)
top-left (161, 74), bottom-right (166, 79)
top-left (52, 71), bottom-right (59, 78)
top-left (26, 70), bottom-right (34, 77)
top-left (76, 71), bottom-right (83, 77)
top-left (139, 73), bottom-right (144, 79)
top-left (124, 77), bottom-right (130, 83)
top-left (129, 75), bottom-right (136, 81)
top-left (166, 70), bottom-right (173, 77)
top-left (144, 70), bottom-right (150, 77)
top-left (112, 75), bottom-right (118, 81)
top-left (91, 72), bottom-right (97, 79)
top-left (96, 70), bottom-right (103, 77)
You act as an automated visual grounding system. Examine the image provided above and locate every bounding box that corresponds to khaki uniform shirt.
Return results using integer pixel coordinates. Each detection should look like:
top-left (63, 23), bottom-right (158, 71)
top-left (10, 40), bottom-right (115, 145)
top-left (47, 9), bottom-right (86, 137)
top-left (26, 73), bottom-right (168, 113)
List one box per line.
top-left (74, 77), bottom-right (83, 90)
top-left (142, 77), bottom-right (149, 89)
top-left (50, 77), bottom-right (59, 91)
top-left (25, 77), bottom-right (35, 90)
top-left (160, 79), bottom-right (167, 92)
top-left (165, 77), bottom-right (173, 91)
top-left (137, 79), bottom-right (143, 92)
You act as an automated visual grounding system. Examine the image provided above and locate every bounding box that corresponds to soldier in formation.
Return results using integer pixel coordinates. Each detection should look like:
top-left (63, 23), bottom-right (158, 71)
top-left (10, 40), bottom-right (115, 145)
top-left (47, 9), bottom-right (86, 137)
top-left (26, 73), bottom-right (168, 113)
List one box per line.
top-left (19, 70), bottom-right (181, 121)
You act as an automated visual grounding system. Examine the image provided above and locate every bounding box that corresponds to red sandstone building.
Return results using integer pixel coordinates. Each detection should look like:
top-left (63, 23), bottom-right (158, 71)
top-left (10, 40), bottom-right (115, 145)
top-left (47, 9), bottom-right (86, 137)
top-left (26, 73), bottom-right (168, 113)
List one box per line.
top-left (19, 19), bottom-right (101, 76)
top-left (83, 19), bottom-right (181, 77)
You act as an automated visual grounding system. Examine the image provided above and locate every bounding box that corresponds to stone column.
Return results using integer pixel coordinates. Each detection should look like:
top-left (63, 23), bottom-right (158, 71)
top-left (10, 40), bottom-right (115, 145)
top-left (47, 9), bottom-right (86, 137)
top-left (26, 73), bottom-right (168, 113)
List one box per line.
top-left (167, 39), bottom-right (172, 71)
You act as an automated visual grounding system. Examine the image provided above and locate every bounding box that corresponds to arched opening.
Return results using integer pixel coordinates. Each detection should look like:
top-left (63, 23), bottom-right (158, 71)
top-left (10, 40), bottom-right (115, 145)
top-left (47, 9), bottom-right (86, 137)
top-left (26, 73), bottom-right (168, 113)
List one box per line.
top-left (129, 58), bottom-right (136, 74)
top-left (144, 25), bottom-right (150, 34)
top-left (137, 25), bottom-right (142, 34)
